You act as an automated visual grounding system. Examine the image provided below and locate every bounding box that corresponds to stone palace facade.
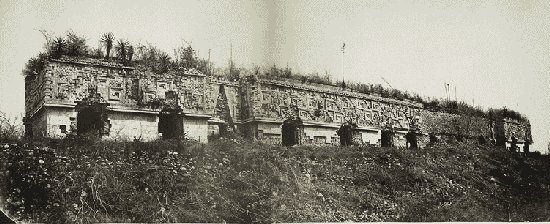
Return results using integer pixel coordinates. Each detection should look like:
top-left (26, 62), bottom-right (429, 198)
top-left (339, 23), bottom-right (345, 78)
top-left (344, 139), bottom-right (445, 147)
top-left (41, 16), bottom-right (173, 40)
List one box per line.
top-left (23, 56), bottom-right (532, 150)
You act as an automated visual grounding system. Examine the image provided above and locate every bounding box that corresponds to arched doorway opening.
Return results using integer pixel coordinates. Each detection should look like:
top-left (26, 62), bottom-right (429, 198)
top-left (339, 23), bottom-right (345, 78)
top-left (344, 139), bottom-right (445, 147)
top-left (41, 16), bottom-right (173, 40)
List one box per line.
top-left (282, 118), bottom-right (303, 146)
top-left (77, 108), bottom-right (102, 136)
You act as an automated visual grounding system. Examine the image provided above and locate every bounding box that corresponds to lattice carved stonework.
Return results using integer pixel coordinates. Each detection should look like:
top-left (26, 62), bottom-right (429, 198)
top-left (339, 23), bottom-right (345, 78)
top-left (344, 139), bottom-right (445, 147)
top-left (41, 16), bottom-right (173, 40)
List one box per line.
top-left (248, 83), bottom-right (419, 129)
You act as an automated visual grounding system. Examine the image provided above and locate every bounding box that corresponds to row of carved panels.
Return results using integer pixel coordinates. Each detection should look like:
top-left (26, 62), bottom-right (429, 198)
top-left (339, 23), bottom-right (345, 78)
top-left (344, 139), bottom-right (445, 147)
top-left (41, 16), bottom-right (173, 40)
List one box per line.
top-left (254, 100), bottom-right (419, 121)
top-left (41, 64), bottom-right (395, 111)
top-left (48, 64), bottom-right (207, 90)
top-left (258, 82), bottom-right (419, 104)
top-left (253, 104), bottom-right (416, 128)
top-left (44, 71), bottom-right (213, 106)
top-left (27, 63), bottom-right (232, 114)
top-left (260, 88), bottom-right (345, 102)
top-left (50, 65), bottom-right (207, 83)
top-left (43, 84), bottom-right (237, 117)
top-left (257, 103), bottom-right (418, 117)
top-left (259, 89), bottom-right (415, 112)
top-left (43, 63), bottom-right (410, 109)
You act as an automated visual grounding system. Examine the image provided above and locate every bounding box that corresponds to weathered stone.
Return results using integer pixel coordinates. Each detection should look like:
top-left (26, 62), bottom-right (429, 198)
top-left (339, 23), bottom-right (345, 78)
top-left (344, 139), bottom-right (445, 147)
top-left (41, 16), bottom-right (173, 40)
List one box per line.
top-left (24, 56), bottom-right (532, 149)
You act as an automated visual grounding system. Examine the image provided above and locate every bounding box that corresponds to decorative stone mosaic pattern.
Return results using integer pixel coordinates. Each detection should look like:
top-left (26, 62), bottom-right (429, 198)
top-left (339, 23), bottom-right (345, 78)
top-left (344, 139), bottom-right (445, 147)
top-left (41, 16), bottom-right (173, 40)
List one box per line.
top-left (25, 56), bottom-right (532, 143)
top-left (25, 57), bottom-right (240, 121)
top-left (247, 81), bottom-right (423, 130)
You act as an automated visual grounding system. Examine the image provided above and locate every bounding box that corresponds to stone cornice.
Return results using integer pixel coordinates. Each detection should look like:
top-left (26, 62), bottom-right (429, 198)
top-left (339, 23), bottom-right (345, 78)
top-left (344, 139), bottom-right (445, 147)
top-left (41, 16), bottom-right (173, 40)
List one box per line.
top-left (49, 57), bottom-right (134, 70)
top-left (257, 79), bottom-right (423, 108)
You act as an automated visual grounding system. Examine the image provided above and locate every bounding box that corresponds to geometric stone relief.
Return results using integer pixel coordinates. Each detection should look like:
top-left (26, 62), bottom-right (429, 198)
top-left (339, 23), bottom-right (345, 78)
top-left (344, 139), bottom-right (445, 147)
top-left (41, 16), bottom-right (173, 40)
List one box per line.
top-left (249, 82), bottom-right (422, 130)
top-left (26, 58), bottom-right (438, 136)
top-left (109, 77), bottom-right (124, 101)
top-left (109, 89), bottom-right (122, 101)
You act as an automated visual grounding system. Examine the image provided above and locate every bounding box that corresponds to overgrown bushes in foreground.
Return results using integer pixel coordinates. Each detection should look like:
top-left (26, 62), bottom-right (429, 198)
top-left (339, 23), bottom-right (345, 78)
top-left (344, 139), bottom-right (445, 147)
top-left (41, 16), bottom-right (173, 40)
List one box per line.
top-left (1, 139), bottom-right (550, 223)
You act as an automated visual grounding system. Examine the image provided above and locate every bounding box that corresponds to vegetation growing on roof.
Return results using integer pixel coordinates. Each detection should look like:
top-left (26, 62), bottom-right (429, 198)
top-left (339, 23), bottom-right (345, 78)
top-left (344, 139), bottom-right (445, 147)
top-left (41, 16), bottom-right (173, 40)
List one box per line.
top-left (22, 29), bottom-right (529, 123)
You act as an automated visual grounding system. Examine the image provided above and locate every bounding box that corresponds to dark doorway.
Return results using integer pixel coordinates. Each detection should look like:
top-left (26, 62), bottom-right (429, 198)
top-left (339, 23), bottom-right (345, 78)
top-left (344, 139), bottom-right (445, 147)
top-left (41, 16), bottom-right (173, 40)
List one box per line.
top-left (77, 108), bottom-right (102, 136)
top-left (282, 119), bottom-right (302, 146)
top-left (381, 130), bottom-right (394, 147)
top-left (406, 131), bottom-right (418, 149)
top-left (24, 123), bottom-right (33, 138)
top-left (430, 133), bottom-right (439, 144)
top-left (218, 123), bottom-right (229, 137)
top-left (158, 112), bottom-right (178, 139)
top-left (337, 124), bottom-right (355, 146)
top-left (478, 135), bottom-right (486, 145)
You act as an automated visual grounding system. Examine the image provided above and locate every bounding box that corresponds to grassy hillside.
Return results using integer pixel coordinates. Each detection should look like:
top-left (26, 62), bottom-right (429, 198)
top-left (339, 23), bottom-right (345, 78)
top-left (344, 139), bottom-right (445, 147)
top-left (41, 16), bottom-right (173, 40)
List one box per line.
top-left (1, 139), bottom-right (549, 223)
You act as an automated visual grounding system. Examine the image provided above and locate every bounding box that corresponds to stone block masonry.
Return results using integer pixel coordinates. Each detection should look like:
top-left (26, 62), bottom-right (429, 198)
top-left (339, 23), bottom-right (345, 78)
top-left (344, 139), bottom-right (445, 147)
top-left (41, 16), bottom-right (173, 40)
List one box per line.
top-left (106, 111), bottom-right (159, 142)
top-left (24, 56), bottom-right (532, 149)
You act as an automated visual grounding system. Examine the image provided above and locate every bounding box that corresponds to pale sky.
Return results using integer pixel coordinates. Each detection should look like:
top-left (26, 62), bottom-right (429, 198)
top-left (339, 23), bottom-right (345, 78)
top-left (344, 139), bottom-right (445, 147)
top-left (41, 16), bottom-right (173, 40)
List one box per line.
top-left (1, 0), bottom-right (549, 153)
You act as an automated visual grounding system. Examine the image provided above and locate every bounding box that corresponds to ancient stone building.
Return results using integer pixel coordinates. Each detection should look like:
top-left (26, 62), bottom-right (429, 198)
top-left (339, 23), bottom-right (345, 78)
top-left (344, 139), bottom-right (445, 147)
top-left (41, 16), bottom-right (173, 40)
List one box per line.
top-left (24, 56), bottom-right (239, 143)
top-left (241, 79), bottom-right (423, 146)
top-left (24, 56), bottom-right (533, 149)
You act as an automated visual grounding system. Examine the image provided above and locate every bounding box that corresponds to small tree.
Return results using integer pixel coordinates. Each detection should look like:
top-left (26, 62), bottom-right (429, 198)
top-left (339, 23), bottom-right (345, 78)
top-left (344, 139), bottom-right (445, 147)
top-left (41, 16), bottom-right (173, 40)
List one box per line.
top-left (0, 112), bottom-right (23, 142)
top-left (65, 29), bottom-right (87, 56)
top-left (91, 47), bottom-right (103, 59)
top-left (146, 43), bottom-right (159, 61)
top-left (51, 36), bottom-right (66, 59)
top-left (175, 41), bottom-right (196, 68)
top-left (127, 44), bottom-right (134, 62)
top-left (158, 52), bottom-right (171, 73)
top-left (39, 29), bottom-right (54, 53)
top-left (101, 32), bottom-right (115, 59)
top-left (115, 39), bottom-right (128, 63)
top-left (134, 43), bottom-right (146, 61)
top-left (22, 52), bottom-right (47, 78)
top-left (195, 58), bottom-right (213, 76)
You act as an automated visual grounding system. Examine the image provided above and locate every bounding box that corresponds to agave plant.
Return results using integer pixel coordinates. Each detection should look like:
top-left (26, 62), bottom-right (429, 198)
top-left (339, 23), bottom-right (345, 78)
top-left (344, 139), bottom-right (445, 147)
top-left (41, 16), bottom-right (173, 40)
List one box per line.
top-left (115, 39), bottom-right (128, 62)
top-left (158, 52), bottom-right (171, 73)
top-left (101, 32), bottom-right (114, 59)
top-left (51, 36), bottom-right (66, 59)
top-left (135, 43), bottom-right (146, 61)
top-left (127, 44), bottom-right (134, 62)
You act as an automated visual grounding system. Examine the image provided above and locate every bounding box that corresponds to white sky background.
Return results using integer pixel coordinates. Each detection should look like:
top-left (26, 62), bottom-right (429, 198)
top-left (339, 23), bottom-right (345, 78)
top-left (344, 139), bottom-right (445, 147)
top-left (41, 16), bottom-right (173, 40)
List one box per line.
top-left (1, 0), bottom-right (549, 153)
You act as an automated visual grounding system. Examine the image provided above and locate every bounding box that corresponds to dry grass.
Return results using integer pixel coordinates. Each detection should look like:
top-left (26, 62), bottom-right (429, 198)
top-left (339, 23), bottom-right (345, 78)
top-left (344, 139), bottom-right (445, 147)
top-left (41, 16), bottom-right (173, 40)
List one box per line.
top-left (1, 139), bottom-right (549, 223)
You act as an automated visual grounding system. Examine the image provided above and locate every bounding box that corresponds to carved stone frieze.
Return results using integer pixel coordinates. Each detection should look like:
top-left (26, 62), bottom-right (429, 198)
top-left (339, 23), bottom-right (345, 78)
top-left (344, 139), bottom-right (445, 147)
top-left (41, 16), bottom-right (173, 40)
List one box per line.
top-left (25, 57), bottom-right (528, 145)
top-left (248, 82), bottom-right (423, 130)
